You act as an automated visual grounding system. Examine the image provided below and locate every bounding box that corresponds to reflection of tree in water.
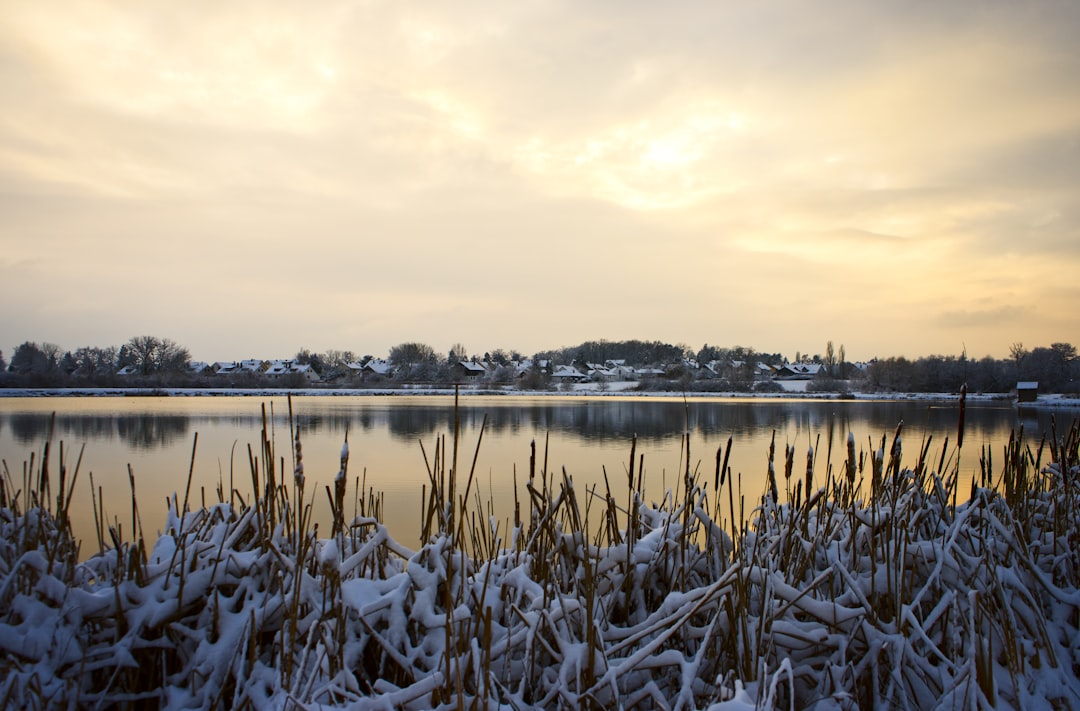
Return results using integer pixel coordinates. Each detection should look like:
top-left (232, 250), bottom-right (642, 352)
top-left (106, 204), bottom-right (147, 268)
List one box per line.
top-left (7, 413), bottom-right (53, 444)
top-left (5, 412), bottom-right (191, 450)
top-left (7, 413), bottom-right (122, 445)
top-left (365, 400), bottom-right (1058, 452)
top-left (384, 407), bottom-right (483, 440)
top-left (115, 415), bottom-right (190, 450)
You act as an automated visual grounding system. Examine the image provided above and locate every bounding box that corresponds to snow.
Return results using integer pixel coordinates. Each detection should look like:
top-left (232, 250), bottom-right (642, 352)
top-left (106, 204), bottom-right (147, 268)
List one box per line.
top-left (2, 383), bottom-right (1080, 414)
top-left (2, 405), bottom-right (1080, 708)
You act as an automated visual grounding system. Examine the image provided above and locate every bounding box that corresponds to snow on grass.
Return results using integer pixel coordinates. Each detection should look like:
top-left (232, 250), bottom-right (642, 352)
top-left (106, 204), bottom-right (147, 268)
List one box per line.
top-left (1, 401), bottom-right (1079, 708)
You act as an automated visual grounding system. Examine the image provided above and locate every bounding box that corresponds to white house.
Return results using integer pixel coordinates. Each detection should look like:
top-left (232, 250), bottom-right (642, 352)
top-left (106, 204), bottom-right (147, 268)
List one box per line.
top-left (239, 359), bottom-right (265, 373)
top-left (551, 364), bottom-right (588, 382)
top-left (362, 359), bottom-right (393, 376)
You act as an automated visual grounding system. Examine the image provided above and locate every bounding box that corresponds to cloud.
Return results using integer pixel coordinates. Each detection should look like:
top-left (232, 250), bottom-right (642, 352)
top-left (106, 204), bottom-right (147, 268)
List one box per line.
top-left (935, 304), bottom-right (1032, 329)
top-left (1, 0), bottom-right (1078, 361)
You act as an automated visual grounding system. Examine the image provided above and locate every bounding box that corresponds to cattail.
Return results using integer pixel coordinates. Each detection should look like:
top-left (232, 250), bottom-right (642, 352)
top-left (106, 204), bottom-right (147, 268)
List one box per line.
top-left (767, 430), bottom-right (778, 504)
top-left (845, 432), bottom-right (857, 487)
top-left (957, 383), bottom-right (967, 451)
top-left (293, 427), bottom-right (305, 489)
top-left (334, 434), bottom-right (349, 537)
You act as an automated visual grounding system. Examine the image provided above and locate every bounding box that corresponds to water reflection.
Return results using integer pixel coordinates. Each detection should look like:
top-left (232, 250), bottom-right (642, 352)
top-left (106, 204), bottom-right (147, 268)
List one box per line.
top-left (1, 395), bottom-right (1075, 561)
top-left (5, 412), bottom-right (191, 450)
top-left (0, 397), bottom-right (1055, 456)
top-left (283, 399), bottom-right (1031, 448)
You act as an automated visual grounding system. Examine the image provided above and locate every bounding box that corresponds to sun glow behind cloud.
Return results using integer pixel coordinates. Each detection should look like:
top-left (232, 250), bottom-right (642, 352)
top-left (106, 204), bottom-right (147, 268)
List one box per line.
top-left (0, 0), bottom-right (1078, 361)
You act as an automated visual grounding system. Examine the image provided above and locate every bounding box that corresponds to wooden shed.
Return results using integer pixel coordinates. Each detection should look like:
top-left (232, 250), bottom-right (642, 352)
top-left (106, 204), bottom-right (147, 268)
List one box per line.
top-left (1016, 381), bottom-right (1039, 403)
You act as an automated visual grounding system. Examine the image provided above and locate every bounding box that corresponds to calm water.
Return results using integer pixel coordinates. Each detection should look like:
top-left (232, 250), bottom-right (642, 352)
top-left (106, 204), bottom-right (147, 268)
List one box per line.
top-left (1, 395), bottom-right (1073, 554)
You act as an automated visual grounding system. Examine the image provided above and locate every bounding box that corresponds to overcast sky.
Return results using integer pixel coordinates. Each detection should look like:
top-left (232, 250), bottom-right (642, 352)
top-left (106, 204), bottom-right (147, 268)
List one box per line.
top-left (2, 1), bottom-right (1078, 363)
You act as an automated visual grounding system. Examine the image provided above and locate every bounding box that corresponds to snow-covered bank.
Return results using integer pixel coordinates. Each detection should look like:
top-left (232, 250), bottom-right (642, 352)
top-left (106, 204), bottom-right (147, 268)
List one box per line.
top-left (3, 384), bottom-right (1079, 407)
top-left (2, 416), bottom-right (1079, 708)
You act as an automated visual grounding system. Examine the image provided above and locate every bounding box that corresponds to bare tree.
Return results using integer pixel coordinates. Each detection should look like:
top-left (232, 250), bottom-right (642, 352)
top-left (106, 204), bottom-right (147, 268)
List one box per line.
top-left (448, 342), bottom-right (468, 363)
top-left (126, 336), bottom-right (190, 374)
top-left (127, 336), bottom-right (161, 375)
top-left (389, 342), bottom-right (436, 366)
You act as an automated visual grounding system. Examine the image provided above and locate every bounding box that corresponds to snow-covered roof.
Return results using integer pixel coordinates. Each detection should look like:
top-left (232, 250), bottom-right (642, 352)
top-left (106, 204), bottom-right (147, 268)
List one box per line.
top-left (363, 360), bottom-right (392, 375)
top-left (780, 363), bottom-right (823, 375)
top-left (1017, 381), bottom-right (1039, 389)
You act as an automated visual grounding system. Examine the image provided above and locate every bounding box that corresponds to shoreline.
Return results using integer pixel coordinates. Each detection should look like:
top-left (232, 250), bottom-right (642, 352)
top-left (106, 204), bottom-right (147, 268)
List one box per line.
top-left (2, 385), bottom-right (1079, 408)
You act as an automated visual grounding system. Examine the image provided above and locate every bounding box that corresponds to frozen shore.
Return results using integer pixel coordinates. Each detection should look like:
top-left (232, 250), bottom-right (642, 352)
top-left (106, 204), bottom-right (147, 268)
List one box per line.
top-left (3, 384), bottom-right (1079, 408)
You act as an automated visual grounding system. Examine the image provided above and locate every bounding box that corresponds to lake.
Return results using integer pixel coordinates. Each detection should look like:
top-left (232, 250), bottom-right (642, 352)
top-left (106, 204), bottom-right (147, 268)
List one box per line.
top-left (1, 394), bottom-right (1073, 555)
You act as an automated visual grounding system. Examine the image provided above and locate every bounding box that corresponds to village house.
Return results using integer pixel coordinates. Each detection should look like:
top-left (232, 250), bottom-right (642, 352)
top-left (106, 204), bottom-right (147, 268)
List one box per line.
top-left (212, 361), bottom-right (239, 375)
top-left (361, 359), bottom-right (393, 377)
top-left (776, 363), bottom-right (823, 379)
top-left (551, 364), bottom-right (589, 383)
top-left (452, 360), bottom-right (486, 378)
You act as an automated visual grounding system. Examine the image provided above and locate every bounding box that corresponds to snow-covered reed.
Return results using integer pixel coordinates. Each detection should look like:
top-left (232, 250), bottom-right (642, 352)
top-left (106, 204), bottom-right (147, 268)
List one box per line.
top-left (1, 398), bottom-right (1079, 709)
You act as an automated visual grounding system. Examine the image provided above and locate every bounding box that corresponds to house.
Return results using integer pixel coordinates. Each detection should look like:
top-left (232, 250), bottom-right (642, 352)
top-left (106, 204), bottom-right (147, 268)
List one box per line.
top-left (291, 363), bottom-right (320, 382)
top-left (454, 360), bottom-right (487, 378)
top-left (116, 365), bottom-right (140, 376)
top-left (551, 364), bottom-right (588, 382)
top-left (605, 360), bottom-right (637, 379)
top-left (188, 361), bottom-right (211, 375)
top-left (212, 361), bottom-right (239, 375)
top-left (362, 359), bottom-right (393, 377)
top-left (515, 359), bottom-right (550, 378)
top-left (239, 359), bottom-right (265, 373)
top-left (586, 363), bottom-right (617, 380)
top-left (1016, 381), bottom-right (1039, 403)
top-left (776, 363), bottom-right (823, 380)
top-left (263, 360), bottom-right (292, 377)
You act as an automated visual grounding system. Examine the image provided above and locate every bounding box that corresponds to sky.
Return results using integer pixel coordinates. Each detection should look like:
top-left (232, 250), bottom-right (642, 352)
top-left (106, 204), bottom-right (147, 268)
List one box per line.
top-left (1, 0), bottom-right (1078, 364)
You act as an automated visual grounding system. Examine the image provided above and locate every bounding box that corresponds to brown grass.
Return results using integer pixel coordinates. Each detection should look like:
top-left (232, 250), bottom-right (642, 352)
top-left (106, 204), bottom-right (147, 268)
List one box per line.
top-left (1, 394), bottom-right (1079, 708)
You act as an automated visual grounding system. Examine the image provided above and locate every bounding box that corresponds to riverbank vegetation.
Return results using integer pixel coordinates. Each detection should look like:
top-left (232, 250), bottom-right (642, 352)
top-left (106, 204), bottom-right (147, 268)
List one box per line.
top-left (2, 397), bottom-right (1079, 708)
top-left (2, 337), bottom-right (1077, 395)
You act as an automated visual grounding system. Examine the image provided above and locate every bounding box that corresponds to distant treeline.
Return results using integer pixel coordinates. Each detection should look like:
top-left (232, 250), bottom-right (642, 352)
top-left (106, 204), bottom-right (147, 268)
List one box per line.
top-left (1, 336), bottom-right (1077, 394)
top-left (863, 344), bottom-right (1078, 394)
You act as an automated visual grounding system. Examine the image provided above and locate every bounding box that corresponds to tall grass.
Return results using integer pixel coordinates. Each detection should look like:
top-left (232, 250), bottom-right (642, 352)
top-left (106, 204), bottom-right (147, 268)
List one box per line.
top-left (1, 394), bottom-right (1079, 709)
